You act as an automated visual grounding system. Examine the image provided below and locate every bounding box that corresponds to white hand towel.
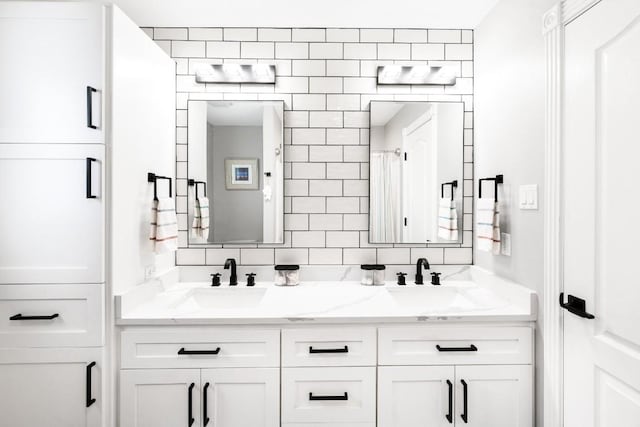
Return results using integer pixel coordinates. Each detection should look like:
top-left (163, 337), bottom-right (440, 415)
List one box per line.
top-left (191, 196), bottom-right (210, 239)
top-left (477, 198), bottom-right (501, 254)
top-left (437, 198), bottom-right (459, 241)
top-left (149, 197), bottom-right (178, 254)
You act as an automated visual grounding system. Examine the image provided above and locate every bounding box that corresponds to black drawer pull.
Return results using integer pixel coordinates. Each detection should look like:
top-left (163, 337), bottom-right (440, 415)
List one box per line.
top-left (203, 382), bottom-right (210, 426)
top-left (10, 313), bottom-right (59, 321)
top-left (436, 344), bottom-right (478, 352)
top-left (178, 347), bottom-right (221, 355)
top-left (309, 392), bottom-right (348, 401)
top-left (188, 383), bottom-right (195, 427)
top-left (86, 157), bottom-right (98, 199)
top-left (86, 86), bottom-right (98, 129)
top-left (461, 379), bottom-right (468, 423)
top-left (446, 379), bottom-right (453, 423)
top-left (86, 361), bottom-right (96, 408)
top-left (309, 345), bottom-right (349, 354)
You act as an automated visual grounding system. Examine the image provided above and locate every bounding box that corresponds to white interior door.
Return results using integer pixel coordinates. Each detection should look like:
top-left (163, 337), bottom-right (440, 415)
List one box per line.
top-left (0, 144), bottom-right (104, 284)
top-left (402, 111), bottom-right (437, 243)
top-left (0, 2), bottom-right (104, 144)
top-left (201, 368), bottom-right (279, 427)
top-left (563, 1), bottom-right (640, 426)
top-left (120, 369), bottom-right (201, 427)
top-left (378, 366), bottom-right (455, 427)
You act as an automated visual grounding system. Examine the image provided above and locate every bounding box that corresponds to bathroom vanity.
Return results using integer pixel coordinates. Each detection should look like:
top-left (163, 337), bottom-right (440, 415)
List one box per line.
top-left (117, 267), bottom-right (536, 427)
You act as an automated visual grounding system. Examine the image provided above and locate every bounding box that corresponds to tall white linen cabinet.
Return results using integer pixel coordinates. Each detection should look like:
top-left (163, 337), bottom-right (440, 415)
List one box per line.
top-left (0, 2), bottom-right (176, 426)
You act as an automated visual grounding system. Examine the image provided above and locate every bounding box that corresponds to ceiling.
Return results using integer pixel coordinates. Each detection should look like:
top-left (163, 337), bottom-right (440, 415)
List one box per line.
top-left (77, 0), bottom-right (499, 28)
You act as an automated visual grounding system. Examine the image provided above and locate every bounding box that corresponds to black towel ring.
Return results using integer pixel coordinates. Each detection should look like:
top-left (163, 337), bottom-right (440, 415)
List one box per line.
top-left (147, 172), bottom-right (172, 201)
top-left (478, 175), bottom-right (504, 202)
top-left (441, 180), bottom-right (458, 201)
top-left (188, 179), bottom-right (207, 199)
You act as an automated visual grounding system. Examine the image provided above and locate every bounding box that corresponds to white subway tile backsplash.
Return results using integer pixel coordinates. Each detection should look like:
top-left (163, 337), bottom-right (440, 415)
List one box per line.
top-left (189, 28), bottom-right (223, 40)
top-left (276, 42), bottom-right (309, 59)
top-left (429, 29), bottom-right (462, 44)
top-left (309, 214), bottom-right (343, 230)
top-left (258, 28), bottom-right (292, 41)
top-left (394, 29), bottom-right (428, 43)
top-left (360, 28), bottom-right (393, 42)
top-left (309, 248), bottom-right (343, 264)
top-left (326, 60), bottom-right (359, 77)
top-left (310, 111), bottom-right (343, 128)
top-left (207, 41), bottom-right (240, 58)
top-left (344, 43), bottom-right (377, 60)
top-left (326, 28), bottom-right (360, 42)
top-left (292, 60), bottom-right (326, 76)
top-left (224, 28), bottom-right (258, 41)
top-left (292, 28), bottom-right (326, 42)
top-left (241, 42), bottom-right (274, 58)
top-left (309, 77), bottom-right (343, 94)
top-left (310, 43), bottom-right (343, 59)
top-left (378, 43), bottom-right (411, 60)
top-left (161, 25), bottom-right (474, 270)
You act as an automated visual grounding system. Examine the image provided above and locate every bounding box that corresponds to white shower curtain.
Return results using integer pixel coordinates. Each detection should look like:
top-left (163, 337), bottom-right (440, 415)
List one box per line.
top-left (370, 152), bottom-right (401, 242)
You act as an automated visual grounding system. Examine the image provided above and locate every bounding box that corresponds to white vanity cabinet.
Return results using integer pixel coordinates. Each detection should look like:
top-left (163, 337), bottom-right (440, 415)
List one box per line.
top-left (0, 348), bottom-right (103, 427)
top-left (0, 2), bottom-right (104, 144)
top-left (377, 326), bottom-right (534, 427)
top-left (119, 328), bottom-right (281, 427)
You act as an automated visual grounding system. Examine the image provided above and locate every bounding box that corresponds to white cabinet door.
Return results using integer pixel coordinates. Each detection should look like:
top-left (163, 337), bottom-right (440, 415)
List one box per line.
top-left (0, 2), bottom-right (104, 144)
top-left (455, 365), bottom-right (532, 427)
top-left (201, 368), bottom-right (279, 427)
top-left (378, 366), bottom-right (455, 427)
top-left (120, 369), bottom-right (201, 427)
top-left (0, 144), bottom-right (104, 284)
top-left (0, 348), bottom-right (102, 427)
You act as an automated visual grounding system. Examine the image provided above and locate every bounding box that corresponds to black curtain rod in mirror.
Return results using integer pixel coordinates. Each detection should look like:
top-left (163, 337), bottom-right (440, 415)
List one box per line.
top-left (148, 172), bottom-right (172, 201)
top-left (478, 174), bottom-right (504, 202)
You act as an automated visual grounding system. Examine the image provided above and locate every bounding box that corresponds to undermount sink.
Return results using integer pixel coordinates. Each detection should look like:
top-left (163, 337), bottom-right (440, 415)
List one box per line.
top-left (386, 287), bottom-right (463, 309)
top-left (172, 287), bottom-right (267, 312)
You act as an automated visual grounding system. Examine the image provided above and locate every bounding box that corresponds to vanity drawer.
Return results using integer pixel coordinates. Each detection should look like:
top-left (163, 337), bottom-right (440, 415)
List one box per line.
top-left (282, 327), bottom-right (376, 367)
top-left (378, 326), bottom-right (533, 366)
top-left (0, 283), bottom-right (104, 347)
top-left (281, 367), bottom-right (376, 426)
top-left (120, 328), bottom-right (280, 368)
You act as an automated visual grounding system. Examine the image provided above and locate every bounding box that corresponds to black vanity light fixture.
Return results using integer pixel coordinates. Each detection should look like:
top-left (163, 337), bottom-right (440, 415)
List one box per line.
top-left (195, 64), bottom-right (276, 84)
top-left (376, 65), bottom-right (457, 86)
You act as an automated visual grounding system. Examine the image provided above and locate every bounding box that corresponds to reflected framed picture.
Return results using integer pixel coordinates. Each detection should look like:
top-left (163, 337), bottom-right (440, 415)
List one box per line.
top-left (225, 158), bottom-right (259, 190)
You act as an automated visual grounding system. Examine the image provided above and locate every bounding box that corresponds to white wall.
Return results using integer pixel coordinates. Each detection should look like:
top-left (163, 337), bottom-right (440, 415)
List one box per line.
top-left (109, 7), bottom-right (176, 295)
top-left (474, 0), bottom-right (555, 424)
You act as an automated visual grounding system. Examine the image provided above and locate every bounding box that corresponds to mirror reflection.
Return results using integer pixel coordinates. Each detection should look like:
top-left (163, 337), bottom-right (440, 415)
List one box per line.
top-left (369, 101), bottom-right (463, 244)
top-left (188, 100), bottom-right (284, 244)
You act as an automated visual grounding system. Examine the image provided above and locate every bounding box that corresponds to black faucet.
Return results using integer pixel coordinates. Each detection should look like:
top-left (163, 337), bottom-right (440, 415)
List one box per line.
top-left (415, 258), bottom-right (430, 285)
top-left (224, 258), bottom-right (237, 286)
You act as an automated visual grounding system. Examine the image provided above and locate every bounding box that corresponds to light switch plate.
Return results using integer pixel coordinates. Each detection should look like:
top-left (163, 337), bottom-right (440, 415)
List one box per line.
top-left (501, 233), bottom-right (512, 256)
top-left (519, 184), bottom-right (538, 210)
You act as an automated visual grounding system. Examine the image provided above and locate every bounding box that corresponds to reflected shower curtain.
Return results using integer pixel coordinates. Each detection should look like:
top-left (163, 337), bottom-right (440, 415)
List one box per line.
top-left (370, 152), bottom-right (401, 242)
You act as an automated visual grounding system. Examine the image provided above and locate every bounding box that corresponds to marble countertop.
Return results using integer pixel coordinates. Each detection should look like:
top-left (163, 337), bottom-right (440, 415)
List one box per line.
top-left (116, 266), bottom-right (537, 325)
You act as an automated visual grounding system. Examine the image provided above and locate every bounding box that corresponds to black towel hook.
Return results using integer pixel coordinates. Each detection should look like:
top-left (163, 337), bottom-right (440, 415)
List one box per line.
top-left (148, 172), bottom-right (172, 201)
top-left (188, 179), bottom-right (207, 199)
top-left (441, 180), bottom-right (458, 201)
top-left (479, 174), bottom-right (504, 202)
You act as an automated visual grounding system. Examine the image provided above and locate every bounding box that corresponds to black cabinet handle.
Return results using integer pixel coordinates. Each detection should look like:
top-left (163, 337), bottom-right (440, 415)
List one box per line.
top-left (10, 313), bottom-right (59, 320)
top-left (203, 382), bottom-right (210, 426)
top-left (461, 379), bottom-right (468, 423)
top-left (188, 383), bottom-right (195, 427)
top-left (86, 86), bottom-right (98, 129)
top-left (446, 380), bottom-right (453, 423)
top-left (86, 361), bottom-right (96, 408)
top-left (178, 347), bottom-right (221, 355)
top-left (559, 293), bottom-right (595, 319)
top-left (309, 345), bottom-right (349, 354)
top-left (436, 344), bottom-right (478, 352)
top-left (86, 157), bottom-right (98, 199)
top-left (309, 392), bottom-right (348, 401)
